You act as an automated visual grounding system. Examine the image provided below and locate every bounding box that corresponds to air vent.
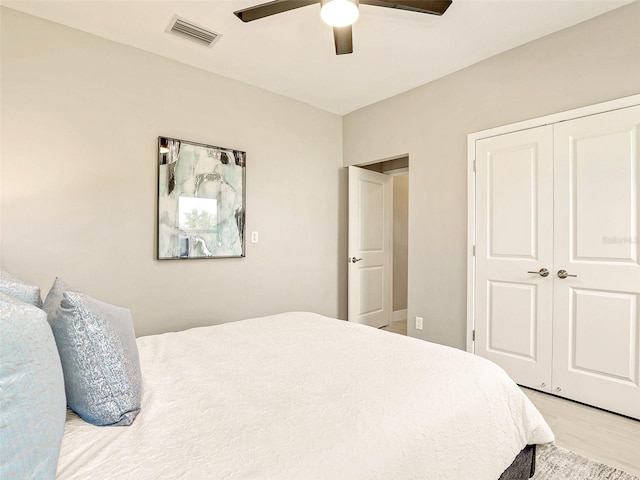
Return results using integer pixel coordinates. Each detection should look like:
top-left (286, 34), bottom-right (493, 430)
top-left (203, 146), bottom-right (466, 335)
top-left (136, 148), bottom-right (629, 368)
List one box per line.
top-left (167, 16), bottom-right (221, 47)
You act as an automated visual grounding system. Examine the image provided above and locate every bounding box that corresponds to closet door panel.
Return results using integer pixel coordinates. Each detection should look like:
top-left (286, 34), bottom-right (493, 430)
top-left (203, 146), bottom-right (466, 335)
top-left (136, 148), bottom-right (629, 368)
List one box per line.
top-left (475, 126), bottom-right (554, 391)
top-left (553, 105), bottom-right (640, 419)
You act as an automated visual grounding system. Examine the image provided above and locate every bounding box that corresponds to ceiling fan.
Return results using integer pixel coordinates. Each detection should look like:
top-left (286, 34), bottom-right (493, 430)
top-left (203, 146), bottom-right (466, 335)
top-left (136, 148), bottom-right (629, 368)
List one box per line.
top-left (234, 0), bottom-right (452, 55)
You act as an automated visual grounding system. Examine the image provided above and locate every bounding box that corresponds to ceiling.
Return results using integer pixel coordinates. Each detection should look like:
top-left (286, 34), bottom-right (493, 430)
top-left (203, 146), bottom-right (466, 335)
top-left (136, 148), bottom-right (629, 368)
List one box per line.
top-left (2, 0), bottom-right (633, 115)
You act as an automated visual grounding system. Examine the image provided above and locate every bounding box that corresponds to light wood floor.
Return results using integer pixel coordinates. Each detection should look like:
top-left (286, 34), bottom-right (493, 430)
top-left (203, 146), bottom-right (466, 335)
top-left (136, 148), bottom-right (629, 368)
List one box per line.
top-left (380, 321), bottom-right (640, 476)
top-left (380, 319), bottom-right (407, 335)
top-left (522, 387), bottom-right (640, 476)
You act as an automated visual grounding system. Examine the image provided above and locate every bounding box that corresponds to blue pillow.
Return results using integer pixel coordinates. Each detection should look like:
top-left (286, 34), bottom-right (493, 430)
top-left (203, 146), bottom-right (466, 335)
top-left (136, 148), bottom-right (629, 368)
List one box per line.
top-left (0, 267), bottom-right (43, 307)
top-left (0, 295), bottom-right (66, 480)
top-left (43, 277), bottom-right (67, 325)
top-left (0, 290), bottom-right (26, 305)
top-left (46, 280), bottom-right (142, 426)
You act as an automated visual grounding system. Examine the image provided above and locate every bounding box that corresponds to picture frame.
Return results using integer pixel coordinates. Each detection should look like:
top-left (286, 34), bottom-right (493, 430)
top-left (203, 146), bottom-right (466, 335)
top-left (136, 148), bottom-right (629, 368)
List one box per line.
top-left (157, 136), bottom-right (246, 259)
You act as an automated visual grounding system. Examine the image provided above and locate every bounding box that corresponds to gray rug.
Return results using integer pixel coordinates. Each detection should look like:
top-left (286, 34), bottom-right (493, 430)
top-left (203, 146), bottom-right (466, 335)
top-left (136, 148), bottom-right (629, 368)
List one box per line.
top-left (534, 444), bottom-right (639, 480)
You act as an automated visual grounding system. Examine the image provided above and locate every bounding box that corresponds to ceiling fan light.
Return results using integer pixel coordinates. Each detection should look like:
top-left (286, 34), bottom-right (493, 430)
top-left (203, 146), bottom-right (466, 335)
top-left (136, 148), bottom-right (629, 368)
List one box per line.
top-left (320, 0), bottom-right (359, 27)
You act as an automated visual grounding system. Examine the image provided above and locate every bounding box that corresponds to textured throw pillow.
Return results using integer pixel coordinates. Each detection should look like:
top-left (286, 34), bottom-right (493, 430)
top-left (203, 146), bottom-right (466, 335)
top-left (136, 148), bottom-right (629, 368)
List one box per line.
top-left (0, 290), bottom-right (28, 305)
top-left (46, 279), bottom-right (142, 426)
top-left (0, 267), bottom-right (43, 307)
top-left (0, 296), bottom-right (66, 480)
top-left (43, 277), bottom-right (68, 325)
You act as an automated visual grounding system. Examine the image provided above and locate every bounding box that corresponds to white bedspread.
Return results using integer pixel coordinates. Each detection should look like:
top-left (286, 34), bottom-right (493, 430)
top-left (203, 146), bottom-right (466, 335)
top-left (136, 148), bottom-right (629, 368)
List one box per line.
top-left (56, 312), bottom-right (553, 479)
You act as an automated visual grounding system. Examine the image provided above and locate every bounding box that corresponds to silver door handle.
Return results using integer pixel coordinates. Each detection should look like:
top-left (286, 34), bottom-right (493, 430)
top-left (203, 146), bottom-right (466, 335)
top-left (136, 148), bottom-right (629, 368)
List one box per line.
top-left (527, 268), bottom-right (549, 277)
top-left (557, 269), bottom-right (577, 279)
top-left (350, 257), bottom-right (363, 263)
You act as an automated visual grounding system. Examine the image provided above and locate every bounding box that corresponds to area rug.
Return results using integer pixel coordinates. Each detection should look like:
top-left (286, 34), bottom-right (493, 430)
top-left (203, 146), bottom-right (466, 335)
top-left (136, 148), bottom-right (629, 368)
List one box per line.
top-left (534, 444), bottom-right (639, 480)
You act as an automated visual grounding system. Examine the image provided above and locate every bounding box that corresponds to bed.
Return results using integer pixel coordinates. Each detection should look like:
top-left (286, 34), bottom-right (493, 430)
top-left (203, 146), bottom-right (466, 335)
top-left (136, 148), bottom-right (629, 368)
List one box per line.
top-left (59, 312), bottom-right (552, 479)
top-left (0, 271), bottom-right (553, 479)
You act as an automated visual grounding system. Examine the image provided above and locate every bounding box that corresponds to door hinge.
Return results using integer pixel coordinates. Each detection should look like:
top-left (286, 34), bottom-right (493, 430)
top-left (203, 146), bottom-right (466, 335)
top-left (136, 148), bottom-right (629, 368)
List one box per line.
top-left (472, 245), bottom-right (476, 256)
top-left (472, 330), bottom-right (476, 341)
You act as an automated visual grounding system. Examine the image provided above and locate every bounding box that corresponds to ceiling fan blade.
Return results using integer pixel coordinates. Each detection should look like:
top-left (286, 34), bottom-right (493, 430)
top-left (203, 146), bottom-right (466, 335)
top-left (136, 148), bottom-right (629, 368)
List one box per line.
top-left (333, 26), bottom-right (353, 55)
top-left (359, 0), bottom-right (452, 16)
top-left (234, 0), bottom-right (318, 22)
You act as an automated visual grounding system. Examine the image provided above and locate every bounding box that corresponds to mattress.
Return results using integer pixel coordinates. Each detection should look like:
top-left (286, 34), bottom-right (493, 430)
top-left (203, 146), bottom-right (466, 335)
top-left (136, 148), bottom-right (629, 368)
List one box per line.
top-left (56, 312), bottom-right (554, 479)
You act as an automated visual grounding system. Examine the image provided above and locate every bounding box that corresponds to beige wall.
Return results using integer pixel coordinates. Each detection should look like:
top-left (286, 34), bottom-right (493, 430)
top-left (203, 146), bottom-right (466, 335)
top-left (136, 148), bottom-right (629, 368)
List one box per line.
top-left (0, 8), bottom-right (346, 336)
top-left (392, 174), bottom-right (408, 312)
top-left (344, 2), bottom-right (640, 349)
top-left (3, 4), bottom-right (639, 346)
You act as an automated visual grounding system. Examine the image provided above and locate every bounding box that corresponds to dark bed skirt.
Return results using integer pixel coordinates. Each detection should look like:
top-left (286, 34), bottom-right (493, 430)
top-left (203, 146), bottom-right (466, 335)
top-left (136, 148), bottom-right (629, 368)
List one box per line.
top-left (498, 444), bottom-right (536, 480)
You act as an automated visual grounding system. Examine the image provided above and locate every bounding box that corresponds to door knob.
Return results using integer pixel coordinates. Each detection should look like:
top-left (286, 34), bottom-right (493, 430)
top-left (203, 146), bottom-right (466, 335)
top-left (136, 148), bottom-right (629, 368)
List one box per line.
top-left (350, 257), bottom-right (363, 263)
top-left (557, 269), bottom-right (577, 279)
top-left (527, 268), bottom-right (550, 277)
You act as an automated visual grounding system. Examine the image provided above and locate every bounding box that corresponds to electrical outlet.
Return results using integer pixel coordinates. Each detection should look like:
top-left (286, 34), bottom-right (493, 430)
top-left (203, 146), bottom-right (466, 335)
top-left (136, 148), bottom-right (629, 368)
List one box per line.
top-left (251, 231), bottom-right (259, 243)
top-left (415, 316), bottom-right (423, 330)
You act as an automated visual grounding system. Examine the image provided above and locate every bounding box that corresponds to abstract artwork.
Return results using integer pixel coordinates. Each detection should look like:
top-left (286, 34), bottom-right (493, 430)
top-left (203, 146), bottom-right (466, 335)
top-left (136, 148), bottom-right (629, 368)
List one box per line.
top-left (157, 137), bottom-right (246, 259)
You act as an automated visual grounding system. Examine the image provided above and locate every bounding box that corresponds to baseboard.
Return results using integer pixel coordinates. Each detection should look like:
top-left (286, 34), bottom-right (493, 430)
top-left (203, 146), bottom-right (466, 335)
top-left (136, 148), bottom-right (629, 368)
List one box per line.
top-left (392, 309), bottom-right (407, 322)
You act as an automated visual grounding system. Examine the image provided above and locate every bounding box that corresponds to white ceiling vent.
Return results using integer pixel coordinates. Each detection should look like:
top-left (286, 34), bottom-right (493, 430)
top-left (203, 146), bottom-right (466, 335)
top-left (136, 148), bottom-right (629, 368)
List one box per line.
top-left (166, 16), bottom-right (221, 47)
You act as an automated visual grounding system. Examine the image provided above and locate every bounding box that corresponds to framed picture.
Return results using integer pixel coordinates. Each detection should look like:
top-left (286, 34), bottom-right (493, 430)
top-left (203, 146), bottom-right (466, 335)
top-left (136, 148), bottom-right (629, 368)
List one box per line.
top-left (157, 136), bottom-right (246, 259)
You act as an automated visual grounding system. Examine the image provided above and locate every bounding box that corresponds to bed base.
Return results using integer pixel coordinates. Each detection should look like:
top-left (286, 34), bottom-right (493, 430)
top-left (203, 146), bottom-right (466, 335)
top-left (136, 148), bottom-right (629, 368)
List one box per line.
top-left (499, 444), bottom-right (536, 480)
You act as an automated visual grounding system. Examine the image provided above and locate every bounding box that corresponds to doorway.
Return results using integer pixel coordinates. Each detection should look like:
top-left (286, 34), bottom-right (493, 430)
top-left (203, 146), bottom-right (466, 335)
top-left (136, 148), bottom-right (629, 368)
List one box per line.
top-left (350, 157), bottom-right (409, 335)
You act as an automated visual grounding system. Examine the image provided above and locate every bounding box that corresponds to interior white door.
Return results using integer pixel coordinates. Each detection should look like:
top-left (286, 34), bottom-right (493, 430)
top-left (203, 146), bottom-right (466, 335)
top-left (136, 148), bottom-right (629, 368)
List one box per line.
top-left (552, 105), bottom-right (640, 419)
top-left (474, 126), bottom-right (554, 392)
top-left (348, 166), bottom-right (392, 328)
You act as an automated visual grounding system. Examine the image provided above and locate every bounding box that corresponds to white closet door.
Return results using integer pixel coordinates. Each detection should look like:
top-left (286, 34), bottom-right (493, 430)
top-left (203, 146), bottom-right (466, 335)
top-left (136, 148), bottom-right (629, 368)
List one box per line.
top-left (475, 126), bottom-right (554, 392)
top-left (553, 105), bottom-right (640, 419)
